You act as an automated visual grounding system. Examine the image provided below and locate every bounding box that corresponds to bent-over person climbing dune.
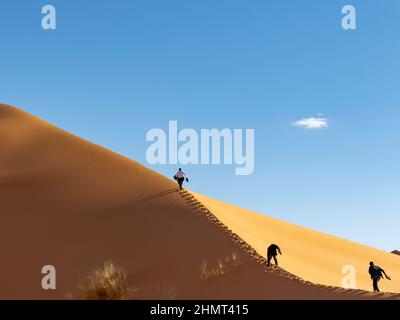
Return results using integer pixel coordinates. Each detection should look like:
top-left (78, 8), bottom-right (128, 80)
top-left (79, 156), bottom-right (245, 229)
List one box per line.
top-left (267, 244), bottom-right (282, 267)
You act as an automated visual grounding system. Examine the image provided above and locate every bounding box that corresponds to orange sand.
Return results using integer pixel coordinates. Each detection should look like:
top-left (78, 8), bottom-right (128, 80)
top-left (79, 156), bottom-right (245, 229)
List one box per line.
top-left (0, 103), bottom-right (398, 299)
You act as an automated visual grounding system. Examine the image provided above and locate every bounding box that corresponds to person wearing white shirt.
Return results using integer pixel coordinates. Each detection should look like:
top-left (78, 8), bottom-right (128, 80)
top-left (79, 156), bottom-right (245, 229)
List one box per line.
top-left (174, 168), bottom-right (189, 190)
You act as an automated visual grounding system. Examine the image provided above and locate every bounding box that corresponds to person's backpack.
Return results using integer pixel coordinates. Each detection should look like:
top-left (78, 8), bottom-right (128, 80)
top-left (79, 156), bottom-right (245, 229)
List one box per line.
top-left (372, 266), bottom-right (383, 278)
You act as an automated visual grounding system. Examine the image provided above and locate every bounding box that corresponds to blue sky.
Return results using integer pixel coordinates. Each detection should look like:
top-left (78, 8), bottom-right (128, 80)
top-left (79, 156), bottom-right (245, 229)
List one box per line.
top-left (1, 1), bottom-right (399, 251)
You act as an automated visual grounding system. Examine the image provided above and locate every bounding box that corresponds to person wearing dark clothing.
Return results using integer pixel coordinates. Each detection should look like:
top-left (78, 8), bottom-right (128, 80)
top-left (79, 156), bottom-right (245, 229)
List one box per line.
top-left (368, 261), bottom-right (391, 292)
top-left (173, 168), bottom-right (189, 190)
top-left (267, 244), bottom-right (282, 267)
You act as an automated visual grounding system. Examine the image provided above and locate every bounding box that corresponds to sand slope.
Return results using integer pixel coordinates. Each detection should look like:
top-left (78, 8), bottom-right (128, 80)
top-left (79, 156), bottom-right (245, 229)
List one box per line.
top-left (0, 103), bottom-right (398, 299)
top-left (194, 193), bottom-right (400, 293)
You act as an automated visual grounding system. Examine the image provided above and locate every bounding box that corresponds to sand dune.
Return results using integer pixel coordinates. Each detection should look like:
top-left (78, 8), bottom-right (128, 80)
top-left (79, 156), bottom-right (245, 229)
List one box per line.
top-left (0, 103), bottom-right (398, 299)
top-left (194, 193), bottom-right (400, 294)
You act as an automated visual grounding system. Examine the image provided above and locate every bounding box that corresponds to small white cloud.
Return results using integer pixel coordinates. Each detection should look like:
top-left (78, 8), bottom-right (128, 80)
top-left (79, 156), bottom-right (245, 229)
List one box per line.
top-left (293, 117), bottom-right (328, 129)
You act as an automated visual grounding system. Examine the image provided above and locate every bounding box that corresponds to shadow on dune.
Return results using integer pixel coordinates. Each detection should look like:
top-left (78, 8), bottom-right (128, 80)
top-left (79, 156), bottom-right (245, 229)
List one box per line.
top-left (94, 188), bottom-right (183, 220)
top-left (134, 188), bottom-right (181, 205)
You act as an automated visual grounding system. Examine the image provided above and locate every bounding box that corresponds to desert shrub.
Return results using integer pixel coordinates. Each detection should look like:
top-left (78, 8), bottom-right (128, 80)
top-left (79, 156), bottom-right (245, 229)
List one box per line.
top-left (200, 252), bottom-right (241, 281)
top-left (157, 282), bottom-right (177, 300)
top-left (79, 261), bottom-right (130, 300)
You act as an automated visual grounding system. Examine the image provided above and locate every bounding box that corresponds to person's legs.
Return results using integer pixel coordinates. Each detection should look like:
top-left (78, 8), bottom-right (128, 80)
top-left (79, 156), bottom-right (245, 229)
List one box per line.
top-left (373, 277), bottom-right (380, 292)
top-left (273, 256), bottom-right (278, 266)
top-left (267, 255), bottom-right (272, 267)
top-left (178, 178), bottom-right (184, 189)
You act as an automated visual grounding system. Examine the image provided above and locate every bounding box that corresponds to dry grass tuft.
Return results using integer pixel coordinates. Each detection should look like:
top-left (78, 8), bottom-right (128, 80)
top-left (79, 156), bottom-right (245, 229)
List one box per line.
top-left (157, 282), bottom-right (177, 300)
top-left (200, 252), bottom-right (241, 281)
top-left (79, 261), bottom-right (131, 300)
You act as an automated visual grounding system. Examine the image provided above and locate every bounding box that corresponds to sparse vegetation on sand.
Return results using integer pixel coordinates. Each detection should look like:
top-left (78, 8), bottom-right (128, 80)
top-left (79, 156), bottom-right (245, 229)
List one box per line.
top-left (79, 261), bottom-right (131, 300)
top-left (200, 252), bottom-right (241, 281)
top-left (157, 282), bottom-right (177, 300)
